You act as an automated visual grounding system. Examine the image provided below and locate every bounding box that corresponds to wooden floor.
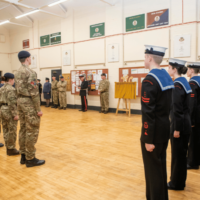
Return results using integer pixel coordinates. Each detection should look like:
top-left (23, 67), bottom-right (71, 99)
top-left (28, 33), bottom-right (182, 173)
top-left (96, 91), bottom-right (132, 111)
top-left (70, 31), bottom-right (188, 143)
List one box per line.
top-left (0, 107), bottom-right (200, 200)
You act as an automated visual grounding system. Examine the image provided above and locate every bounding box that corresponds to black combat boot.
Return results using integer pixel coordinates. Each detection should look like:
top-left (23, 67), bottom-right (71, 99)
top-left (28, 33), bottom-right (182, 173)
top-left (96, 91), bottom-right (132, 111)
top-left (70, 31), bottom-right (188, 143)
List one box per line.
top-left (54, 105), bottom-right (58, 109)
top-left (104, 111), bottom-right (108, 114)
top-left (59, 107), bottom-right (63, 110)
top-left (63, 107), bottom-right (66, 110)
top-left (20, 154), bottom-right (26, 164)
top-left (51, 104), bottom-right (55, 108)
top-left (187, 164), bottom-right (199, 170)
top-left (0, 143), bottom-right (4, 147)
top-left (7, 148), bottom-right (19, 156)
top-left (26, 158), bottom-right (45, 168)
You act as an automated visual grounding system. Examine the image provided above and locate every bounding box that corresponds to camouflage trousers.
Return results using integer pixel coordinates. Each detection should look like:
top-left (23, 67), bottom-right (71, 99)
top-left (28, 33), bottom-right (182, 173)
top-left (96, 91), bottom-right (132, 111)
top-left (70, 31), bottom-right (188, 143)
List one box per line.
top-left (18, 97), bottom-right (41, 160)
top-left (100, 92), bottom-right (109, 112)
top-left (1, 108), bottom-right (17, 149)
top-left (52, 89), bottom-right (59, 105)
top-left (59, 91), bottom-right (67, 108)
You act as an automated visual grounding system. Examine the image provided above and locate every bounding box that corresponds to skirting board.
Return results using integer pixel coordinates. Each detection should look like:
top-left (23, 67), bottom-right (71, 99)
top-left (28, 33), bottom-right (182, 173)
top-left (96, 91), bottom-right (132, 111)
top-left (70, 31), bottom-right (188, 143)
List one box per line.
top-left (41, 101), bottom-right (142, 115)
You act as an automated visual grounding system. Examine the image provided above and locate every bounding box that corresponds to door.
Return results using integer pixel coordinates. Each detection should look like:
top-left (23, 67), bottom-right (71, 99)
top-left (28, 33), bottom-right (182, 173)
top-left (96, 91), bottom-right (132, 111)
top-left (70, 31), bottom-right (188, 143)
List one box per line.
top-left (51, 69), bottom-right (62, 81)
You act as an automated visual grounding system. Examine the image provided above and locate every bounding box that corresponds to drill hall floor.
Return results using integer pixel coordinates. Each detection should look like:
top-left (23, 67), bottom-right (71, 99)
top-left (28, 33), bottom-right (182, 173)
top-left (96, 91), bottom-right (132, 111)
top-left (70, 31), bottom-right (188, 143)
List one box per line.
top-left (0, 108), bottom-right (200, 200)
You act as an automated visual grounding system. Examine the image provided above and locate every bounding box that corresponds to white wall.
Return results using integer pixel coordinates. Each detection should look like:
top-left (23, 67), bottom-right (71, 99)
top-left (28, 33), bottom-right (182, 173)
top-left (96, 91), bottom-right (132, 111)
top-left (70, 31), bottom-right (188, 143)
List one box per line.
top-left (1, 0), bottom-right (200, 111)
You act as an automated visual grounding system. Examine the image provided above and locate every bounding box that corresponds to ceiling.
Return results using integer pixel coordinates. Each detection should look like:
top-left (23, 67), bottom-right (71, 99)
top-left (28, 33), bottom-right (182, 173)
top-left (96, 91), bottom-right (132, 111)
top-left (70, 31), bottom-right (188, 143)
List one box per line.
top-left (0, 0), bottom-right (112, 30)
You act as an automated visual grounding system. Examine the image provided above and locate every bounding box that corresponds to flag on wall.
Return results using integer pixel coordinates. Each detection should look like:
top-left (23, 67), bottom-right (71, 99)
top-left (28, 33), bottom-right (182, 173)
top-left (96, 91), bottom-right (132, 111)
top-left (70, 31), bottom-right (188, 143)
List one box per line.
top-left (147, 9), bottom-right (169, 28)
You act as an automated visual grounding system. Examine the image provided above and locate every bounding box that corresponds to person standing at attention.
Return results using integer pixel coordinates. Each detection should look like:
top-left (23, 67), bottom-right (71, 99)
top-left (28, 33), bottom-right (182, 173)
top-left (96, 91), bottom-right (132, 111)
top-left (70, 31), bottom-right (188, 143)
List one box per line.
top-left (98, 73), bottom-right (110, 114)
top-left (78, 75), bottom-right (88, 112)
top-left (187, 62), bottom-right (200, 170)
top-left (141, 45), bottom-right (174, 200)
top-left (51, 75), bottom-right (59, 109)
top-left (43, 78), bottom-right (51, 107)
top-left (57, 75), bottom-right (67, 110)
top-left (15, 50), bottom-right (45, 167)
top-left (37, 79), bottom-right (42, 105)
top-left (167, 58), bottom-right (192, 191)
top-left (0, 73), bottom-right (19, 155)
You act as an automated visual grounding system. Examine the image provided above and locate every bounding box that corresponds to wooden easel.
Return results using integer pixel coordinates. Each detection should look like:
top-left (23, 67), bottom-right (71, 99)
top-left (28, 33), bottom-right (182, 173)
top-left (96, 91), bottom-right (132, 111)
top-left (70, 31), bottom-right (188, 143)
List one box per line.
top-left (116, 98), bottom-right (131, 117)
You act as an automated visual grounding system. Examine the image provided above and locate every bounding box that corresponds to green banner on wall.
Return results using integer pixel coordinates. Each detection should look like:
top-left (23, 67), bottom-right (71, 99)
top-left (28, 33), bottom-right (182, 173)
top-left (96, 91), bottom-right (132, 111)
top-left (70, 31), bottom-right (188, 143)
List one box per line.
top-left (90, 23), bottom-right (105, 38)
top-left (126, 14), bottom-right (145, 32)
top-left (40, 35), bottom-right (50, 47)
top-left (50, 32), bottom-right (61, 45)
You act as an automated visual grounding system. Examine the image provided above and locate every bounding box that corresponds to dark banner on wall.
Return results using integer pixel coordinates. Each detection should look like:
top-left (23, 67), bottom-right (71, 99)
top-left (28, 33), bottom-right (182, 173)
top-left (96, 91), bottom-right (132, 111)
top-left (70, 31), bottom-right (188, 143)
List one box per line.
top-left (40, 35), bottom-right (50, 47)
top-left (147, 9), bottom-right (169, 28)
top-left (50, 32), bottom-right (61, 45)
top-left (23, 39), bottom-right (30, 49)
top-left (126, 14), bottom-right (145, 32)
top-left (90, 23), bottom-right (105, 38)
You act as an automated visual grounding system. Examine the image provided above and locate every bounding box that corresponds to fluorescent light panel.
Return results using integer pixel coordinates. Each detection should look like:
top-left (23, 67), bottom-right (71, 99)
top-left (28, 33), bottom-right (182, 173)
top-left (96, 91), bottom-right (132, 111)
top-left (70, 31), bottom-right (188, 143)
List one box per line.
top-left (15, 10), bottom-right (39, 19)
top-left (0, 20), bottom-right (9, 25)
top-left (48, 0), bottom-right (68, 7)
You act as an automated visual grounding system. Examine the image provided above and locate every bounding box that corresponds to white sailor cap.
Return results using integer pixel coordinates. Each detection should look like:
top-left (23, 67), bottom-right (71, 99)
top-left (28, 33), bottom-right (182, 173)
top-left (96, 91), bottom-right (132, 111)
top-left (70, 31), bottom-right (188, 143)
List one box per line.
top-left (169, 58), bottom-right (186, 67)
top-left (187, 62), bottom-right (200, 68)
top-left (145, 45), bottom-right (168, 57)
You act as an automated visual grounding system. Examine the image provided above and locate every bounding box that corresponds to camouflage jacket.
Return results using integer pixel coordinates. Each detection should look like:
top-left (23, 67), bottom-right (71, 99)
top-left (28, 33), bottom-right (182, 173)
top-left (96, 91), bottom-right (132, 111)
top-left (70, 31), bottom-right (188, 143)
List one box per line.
top-left (99, 80), bottom-right (110, 93)
top-left (57, 81), bottom-right (67, 92)
top-left (0, 83), bottom-right (18, 117)
top-left (14, 64), bottom-right (41, 112)
top-left (52, 80), bottom-right (58, 90)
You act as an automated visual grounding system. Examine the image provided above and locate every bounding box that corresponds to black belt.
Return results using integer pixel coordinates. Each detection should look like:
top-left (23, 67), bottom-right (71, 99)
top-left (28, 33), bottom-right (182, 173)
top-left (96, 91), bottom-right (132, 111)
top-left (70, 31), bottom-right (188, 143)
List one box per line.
top-left (1, 103), bottom-right (8, 106)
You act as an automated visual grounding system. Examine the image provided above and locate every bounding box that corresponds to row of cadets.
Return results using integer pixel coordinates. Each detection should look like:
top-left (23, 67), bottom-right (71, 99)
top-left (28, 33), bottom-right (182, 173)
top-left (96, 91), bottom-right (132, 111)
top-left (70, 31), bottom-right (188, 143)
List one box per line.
top-left (167, 58), bottom-right (192, 191)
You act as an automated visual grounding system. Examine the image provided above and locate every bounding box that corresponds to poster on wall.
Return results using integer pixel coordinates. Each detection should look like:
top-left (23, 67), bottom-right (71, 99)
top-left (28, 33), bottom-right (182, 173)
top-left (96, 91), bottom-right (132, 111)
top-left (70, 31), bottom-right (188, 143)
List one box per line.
top-left (147, 9), bottom-right (169, 28)
top-left (174, 34), bottom-right (191, 58)
top-left (108, 44), bottom-right (119, 62)
top-left (50, 32), bottom-right (61, 45)
top-left (31, 55), bottom-right (37, 69)
top-left (63, 50), bottom-right (71, 66)
top-left (90, 23), bottom-right (105, 38)
top-left (40, 35), bottom-right (50, 47)
top-left (23, 39), bottom-right (29, 49)
top-left (126, 14), bottom-right (145, 32)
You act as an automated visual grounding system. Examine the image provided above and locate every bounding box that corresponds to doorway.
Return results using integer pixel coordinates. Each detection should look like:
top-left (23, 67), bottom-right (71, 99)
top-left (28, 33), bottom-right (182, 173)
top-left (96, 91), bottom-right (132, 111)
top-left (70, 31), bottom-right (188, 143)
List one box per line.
top-left (51, 69), bottom-right (62, 81)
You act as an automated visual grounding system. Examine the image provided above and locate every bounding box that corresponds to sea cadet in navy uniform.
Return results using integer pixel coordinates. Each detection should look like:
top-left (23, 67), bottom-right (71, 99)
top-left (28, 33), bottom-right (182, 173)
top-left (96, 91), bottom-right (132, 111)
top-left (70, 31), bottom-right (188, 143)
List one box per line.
top-left (167, 58), bottom-right (192, 190)
top-left (187, 62), bottom-right (200, 169)
top-left (78, 75), bottom-right (88, 112)
top-left (141, 45), bottom-right (174, 200)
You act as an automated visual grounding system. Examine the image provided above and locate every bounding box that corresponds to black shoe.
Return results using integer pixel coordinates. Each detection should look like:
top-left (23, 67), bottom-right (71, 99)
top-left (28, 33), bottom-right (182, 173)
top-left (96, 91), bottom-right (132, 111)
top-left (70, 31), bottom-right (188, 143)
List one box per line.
top-left (26, 158), bottom-right (45, 168)
top-left (51, 105), bottom-right (55, 108)
top-left (54, 105), bottom-right (58, 109)
top-left (79, 110), bottom-right (83, 111)
top-left (0, 143), bottom-right (4, 147)
top-left (59, 107), bottom-right (63, 110)
top-left (187, 164), bottom-right (199, 169)
top-left (63, 107), bottom-right (66, 110)
top-left (20, 154), bottom-right (26, 165)
top-left (104, 111), bottom-right (108, 114)
top-left (167, 182), bottom-right (184, 191)
top-left (7, 148), bottom-right (19, 156)
top-left (99, 111), bottom-right (104, 113)
top-left (82, 110), bottom-right (87, 112)
top-left (45, 105), bottom-right (50, 107)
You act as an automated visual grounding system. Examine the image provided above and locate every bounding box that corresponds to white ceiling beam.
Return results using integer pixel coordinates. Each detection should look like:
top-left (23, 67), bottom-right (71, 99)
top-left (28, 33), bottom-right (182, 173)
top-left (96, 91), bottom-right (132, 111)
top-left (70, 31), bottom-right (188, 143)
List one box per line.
top-left (39, 9), bottom-right (66, 18)
top-left (0, 4), bottom-right (10, 11)
top-left (9, 22), bottom-right (31, 27)
top-left (12, 4), bottom-right (33, 23)
top-left (59, 3), bottom-right (67, 14)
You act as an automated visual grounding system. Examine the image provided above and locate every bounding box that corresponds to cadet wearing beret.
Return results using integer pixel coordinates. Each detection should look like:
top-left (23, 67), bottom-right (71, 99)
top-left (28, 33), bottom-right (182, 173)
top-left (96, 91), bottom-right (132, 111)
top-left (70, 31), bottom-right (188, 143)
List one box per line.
top-left (57, 75), bottom-right (67, 110)
top-left (43, 78), bottom-right (51, 107)
top-left (98, 73), bottom-right (110, 114)
top-left (78, 75), bottom-right (88, 112)
top-left (141, 45), bottom-right (174, 200)
top-left (15, 50), bottom-right (45, 167)
top-left (0, 73), bottom-right (19, 155)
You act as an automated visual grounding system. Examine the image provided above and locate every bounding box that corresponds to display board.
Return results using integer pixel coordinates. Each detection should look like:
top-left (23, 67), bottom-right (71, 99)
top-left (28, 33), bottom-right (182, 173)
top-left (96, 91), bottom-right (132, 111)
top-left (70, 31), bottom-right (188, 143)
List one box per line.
top-left (119, 66), bottom-right (168, 97)
top-left (62, 73), bottom-right (71, 91)
top-left (90, 23), bottom-right (105, 38)
top-left (71, 69), bottom-right (108, 96)
top-left (23, 39), bottom-right (29, 49)
top-left (126, 14), bottom-right (145, 32)
top-left (40, 32), bottom-right (61, 47)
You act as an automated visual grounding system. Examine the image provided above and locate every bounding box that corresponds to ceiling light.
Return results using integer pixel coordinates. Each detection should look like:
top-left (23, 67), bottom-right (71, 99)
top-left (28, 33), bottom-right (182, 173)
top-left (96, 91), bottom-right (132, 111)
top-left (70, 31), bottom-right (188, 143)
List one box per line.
top-left (0, 20), bottom-right (10, 26)
top-left (15, 9), bottom-right (40, 19)
top-left (48, 0), bottom-right (68, 7)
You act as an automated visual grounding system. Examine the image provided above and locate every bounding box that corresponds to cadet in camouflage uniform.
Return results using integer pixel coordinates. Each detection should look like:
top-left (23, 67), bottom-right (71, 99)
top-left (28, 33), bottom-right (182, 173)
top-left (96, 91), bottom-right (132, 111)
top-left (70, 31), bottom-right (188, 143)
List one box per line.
top-left (0, 73), bottom-right (19, 155)
top-left (98, 73), bottom-right (110, 114)
top-left (51, 75), bottom-right (59, 109)
top-left (15, 51), bottom-right (45, 168)
top-left (0, 110), bottom-right (4, 147)
top-left (57, 75), bottom-right (67, 110)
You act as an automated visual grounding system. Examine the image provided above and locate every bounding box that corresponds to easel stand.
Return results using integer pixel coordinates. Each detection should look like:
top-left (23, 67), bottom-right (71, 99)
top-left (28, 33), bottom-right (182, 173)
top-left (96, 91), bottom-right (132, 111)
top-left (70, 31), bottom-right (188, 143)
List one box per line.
top-left (116, 98), bottom-right (131, 117)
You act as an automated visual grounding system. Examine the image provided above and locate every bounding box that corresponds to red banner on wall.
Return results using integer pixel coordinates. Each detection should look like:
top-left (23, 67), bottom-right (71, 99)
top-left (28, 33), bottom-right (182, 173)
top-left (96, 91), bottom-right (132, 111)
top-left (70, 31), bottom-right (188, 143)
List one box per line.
top-left (23, 39), bottom-right (30, 49)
